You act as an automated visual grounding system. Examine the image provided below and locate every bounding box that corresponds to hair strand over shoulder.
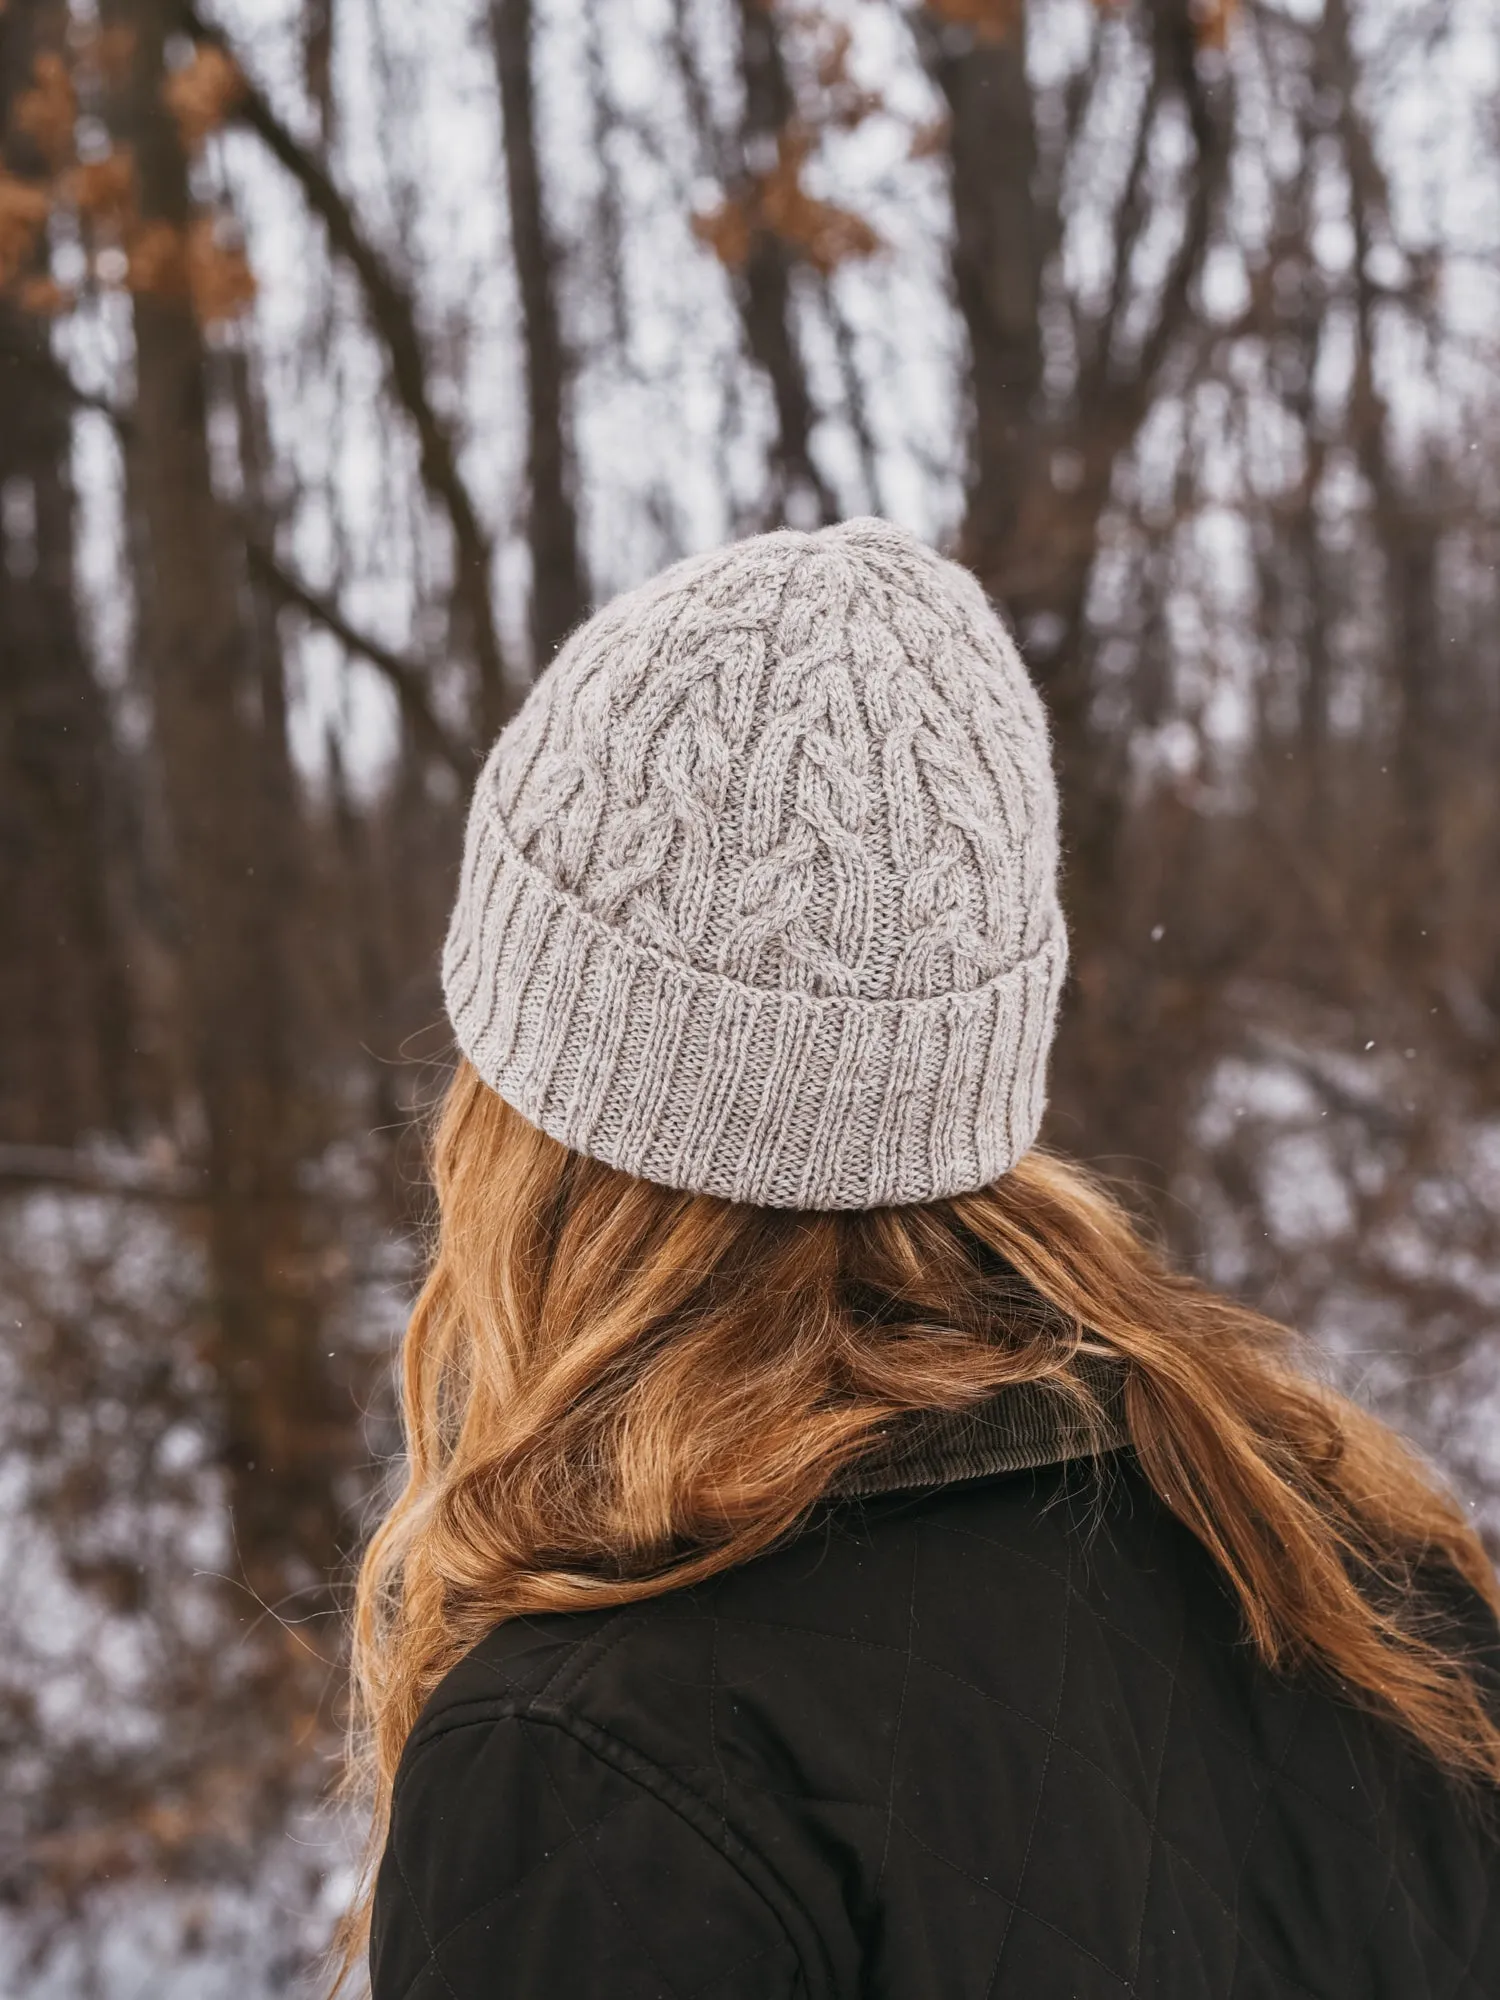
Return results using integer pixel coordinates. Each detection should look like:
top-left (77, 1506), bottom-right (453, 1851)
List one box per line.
top-left (329, 1060), bottom-right (1500, 1986)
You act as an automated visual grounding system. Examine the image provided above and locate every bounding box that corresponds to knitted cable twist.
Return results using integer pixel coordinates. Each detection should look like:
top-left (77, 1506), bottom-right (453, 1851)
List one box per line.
top-left (444, 517), bottom-right (1067, 1209)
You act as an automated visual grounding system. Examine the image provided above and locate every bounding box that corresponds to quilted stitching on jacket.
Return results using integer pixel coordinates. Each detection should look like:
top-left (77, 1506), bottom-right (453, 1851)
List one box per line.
top-left (372, 1456), bottom-right (1500, 1999)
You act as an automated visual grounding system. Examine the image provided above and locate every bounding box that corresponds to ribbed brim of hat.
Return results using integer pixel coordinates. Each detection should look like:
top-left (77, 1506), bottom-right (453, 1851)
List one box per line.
top-left (443, 806), bottom-right (1068, 1211)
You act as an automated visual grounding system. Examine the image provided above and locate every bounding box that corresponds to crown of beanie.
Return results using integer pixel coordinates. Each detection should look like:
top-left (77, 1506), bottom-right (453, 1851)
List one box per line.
top-left (442, 517), bottom-right (1067, 1209)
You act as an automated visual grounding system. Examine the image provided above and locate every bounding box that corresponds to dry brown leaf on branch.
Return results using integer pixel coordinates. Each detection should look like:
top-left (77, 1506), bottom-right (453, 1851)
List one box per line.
top-left (808, 19), bottom-right (884, 130)
top-left (96, 24), bottom-right (140, 86)
top-left (186, 215), bottom-right (256, 325)
top-left (1190, 0), bottom-right (1240, 50)
top-left (0, 171), bottom-right (52, 286)
top-left (163, 45), bottom-right (247, 154)
top-left (693, 127), bottom-right (881, 276)
top-left (125, 211), bottom-right (256, 326)
top-left (691, 196), bottom-right (754, 271)
top-left (693, 136), bottom-right (881, 275)
top-left (907, 115), bottom-right (951, 163)
top-left (758, 127), bottom-right (881, 273)
top-left (14, 51), bottom-right (77, 169)
top-left (64, 148), bottom-right (137, 229)
top-left (126, 216), bottom-right (186, 298)
top-left (924, 0), bottom-right (1022, 44)
top-left (17, 274), bottom-right (73, 316)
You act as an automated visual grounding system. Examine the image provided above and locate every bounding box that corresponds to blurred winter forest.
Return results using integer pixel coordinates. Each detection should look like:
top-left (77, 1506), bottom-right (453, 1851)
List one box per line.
top-left (1, 0), bottom-right (1498, 1988)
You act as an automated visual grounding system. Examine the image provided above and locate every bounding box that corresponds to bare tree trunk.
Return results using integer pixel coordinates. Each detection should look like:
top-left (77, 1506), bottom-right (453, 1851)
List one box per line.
top-left (0, 4), bottom-right (132, 1145)
top-left (102, 0), bottom-right (341, 1607)
top-left (930, 2), bottom-right (1229, 642)
top-left (920, 0), bottom-right (1101, 820)
top-left (927, 1), bottom-right (1236, 1181)
top-left (490, 0), bottom-right (587, 667)
top-left (0, 342), bottom-right (129, 1144)
top-left (228, 345), bottom-right (309, 1037)
top-left (732, 0), bottom-right (834, 528)
top-left (927, 16), bottom-right (1043, 573)
top-left (1319, 0), bottom-right (1451, 976)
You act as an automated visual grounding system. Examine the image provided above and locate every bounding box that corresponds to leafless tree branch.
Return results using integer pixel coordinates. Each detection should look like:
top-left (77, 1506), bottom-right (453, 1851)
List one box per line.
top-left (244, 542), bottom-right (474, 779)
top-left (181, 2), bottom-right (513, 738)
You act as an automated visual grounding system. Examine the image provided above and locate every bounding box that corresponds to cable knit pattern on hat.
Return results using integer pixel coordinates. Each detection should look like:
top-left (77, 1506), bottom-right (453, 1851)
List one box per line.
top-left (443, 517), bottom-right (1067, 1209)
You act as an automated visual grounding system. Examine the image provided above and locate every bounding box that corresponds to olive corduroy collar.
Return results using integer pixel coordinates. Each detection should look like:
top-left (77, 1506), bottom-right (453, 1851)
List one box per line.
top-left (832, 1351), bottom-right (1131, 1499)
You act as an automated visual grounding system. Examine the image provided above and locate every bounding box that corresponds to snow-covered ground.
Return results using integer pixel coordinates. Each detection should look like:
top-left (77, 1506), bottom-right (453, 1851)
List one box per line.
top-left (0, 1164), bottom-right (411, 1999)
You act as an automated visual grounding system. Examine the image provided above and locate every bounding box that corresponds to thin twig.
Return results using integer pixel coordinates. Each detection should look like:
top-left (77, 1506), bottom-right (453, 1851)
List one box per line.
top-left (0, 1144), bottom-right (202, 1202)
top-left (245, 543), bottom-right (474, 777)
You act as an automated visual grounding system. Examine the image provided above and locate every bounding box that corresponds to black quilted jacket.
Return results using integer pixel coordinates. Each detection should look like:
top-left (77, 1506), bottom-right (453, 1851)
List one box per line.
top-left (372, 1442), bottom-right (1500, 1999)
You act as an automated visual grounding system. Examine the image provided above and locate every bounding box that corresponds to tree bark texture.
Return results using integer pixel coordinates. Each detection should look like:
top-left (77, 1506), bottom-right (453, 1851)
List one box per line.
top-left (733, 0), bottom-right (834, 529)
top-left (103, 0), bottom-right (342, 1604)
top-left (491, 0), bottom-right (587, 668)
top-left (0, 2), bottom-right (131, 1145)
top-left (929, 0), bottom-right (1235, 1174)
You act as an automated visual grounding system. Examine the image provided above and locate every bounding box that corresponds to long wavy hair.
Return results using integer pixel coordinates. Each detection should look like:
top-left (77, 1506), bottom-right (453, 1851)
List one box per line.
top-left (333, 1057), bottom-right (1500, 1980)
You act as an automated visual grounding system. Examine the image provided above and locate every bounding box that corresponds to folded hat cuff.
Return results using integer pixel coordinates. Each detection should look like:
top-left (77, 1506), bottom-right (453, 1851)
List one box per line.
top-left (443, 807), bottom-right (1067, 1211)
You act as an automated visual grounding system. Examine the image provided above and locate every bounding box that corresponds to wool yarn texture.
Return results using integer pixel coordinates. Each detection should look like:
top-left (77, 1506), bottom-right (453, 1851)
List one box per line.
top-left (443, 517), bottom-right (1068, 1210)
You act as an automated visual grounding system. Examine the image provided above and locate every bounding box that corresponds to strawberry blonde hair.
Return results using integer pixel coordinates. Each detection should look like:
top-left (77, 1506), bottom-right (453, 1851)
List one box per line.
top-left (333, 1058), bottom-right (1500, 1977)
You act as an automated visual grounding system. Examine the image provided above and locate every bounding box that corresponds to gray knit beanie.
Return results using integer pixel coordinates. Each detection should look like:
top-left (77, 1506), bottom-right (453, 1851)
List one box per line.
top-left (442, 517), bottom-right (1067, 1209)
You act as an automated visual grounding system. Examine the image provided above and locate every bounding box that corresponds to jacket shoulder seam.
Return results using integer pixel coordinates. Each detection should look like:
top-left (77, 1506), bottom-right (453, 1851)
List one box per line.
top-left (398, 1697), bottom-right (821, 1996)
